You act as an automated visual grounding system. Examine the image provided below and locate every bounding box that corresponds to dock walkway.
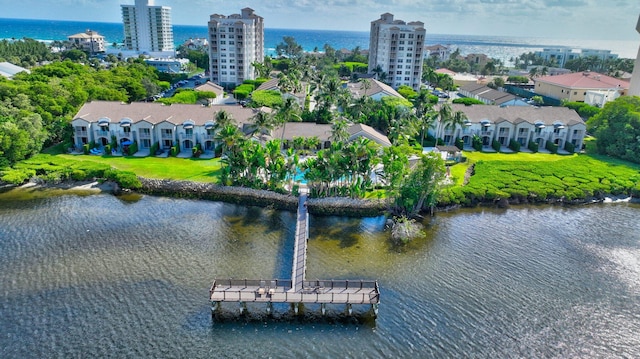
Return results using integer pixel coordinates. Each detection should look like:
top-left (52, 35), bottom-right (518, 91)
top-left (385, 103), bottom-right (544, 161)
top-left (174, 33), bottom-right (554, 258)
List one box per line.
top-left (210, 193), bottom-right (380, 317)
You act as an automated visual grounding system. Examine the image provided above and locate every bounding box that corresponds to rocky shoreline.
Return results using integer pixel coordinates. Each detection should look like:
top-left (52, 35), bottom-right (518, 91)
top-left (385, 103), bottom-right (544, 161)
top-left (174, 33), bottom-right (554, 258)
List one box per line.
top-left (2, 177), bottom-right (637, 217)
top-left (137, 178), bottom-right (387, 217)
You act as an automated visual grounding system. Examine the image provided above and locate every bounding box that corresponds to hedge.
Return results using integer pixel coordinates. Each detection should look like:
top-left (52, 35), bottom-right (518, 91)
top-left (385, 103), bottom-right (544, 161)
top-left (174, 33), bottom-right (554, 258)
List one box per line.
top-left (509, 139), bottom-right (521, 152)
top-left (565, 142), bottom-right (576, 154)
top-left (492, 140), bottom-right (501, 152)
top-left (528, 141), bottom-right (539, 153)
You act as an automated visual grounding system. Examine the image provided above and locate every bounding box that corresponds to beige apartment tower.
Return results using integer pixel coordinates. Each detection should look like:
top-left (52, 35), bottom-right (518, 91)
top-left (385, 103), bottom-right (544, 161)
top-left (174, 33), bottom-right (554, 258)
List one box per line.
top-left (121, 0), bottom-right (174, 55)
top-left (208, 8), bottom-right (264, 87)
top-left (368, 13), bottom-right (426, 90)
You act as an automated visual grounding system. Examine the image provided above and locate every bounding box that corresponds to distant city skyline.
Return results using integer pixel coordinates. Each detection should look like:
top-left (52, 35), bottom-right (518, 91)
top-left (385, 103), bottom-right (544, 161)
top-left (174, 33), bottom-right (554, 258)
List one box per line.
top-left (1, 0), bottom-right (638, 41)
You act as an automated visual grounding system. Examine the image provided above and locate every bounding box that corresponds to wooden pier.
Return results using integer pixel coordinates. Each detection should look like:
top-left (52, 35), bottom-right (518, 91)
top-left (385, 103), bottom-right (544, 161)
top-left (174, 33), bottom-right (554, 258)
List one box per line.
top-left (210, 193), bottom-right (380, 318)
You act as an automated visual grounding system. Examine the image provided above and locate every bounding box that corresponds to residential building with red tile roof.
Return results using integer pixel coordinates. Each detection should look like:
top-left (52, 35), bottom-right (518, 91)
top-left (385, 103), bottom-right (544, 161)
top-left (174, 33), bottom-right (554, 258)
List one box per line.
top-left (533, 71), bottom-right (629, 102)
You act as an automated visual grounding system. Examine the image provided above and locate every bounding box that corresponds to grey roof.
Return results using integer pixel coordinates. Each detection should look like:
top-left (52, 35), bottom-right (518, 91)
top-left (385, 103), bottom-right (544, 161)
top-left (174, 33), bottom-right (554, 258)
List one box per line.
top-left (195, 81), bottom-right (224, 96)
top-left (436, 145), bottom-right (461, 153)
top-left (460, 83), bottom-right (516, 105)
top-left (271, 122), bottom-right (332, 142)
top-left (347, 123), bottom-right (392, 147)
top-left (345, 79), bottom-right (403, 99)
top-left (449, 104), bottom-right (584, 126)
top-left (0, 62), bottom-right (30, 78)
top-left (74, 101), bottom-right (262, 127)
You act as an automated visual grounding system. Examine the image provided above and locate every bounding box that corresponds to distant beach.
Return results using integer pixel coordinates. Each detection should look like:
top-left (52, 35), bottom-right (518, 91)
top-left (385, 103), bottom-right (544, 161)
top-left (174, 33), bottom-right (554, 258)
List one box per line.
top-left (1, 17), bottom-right (638, 65)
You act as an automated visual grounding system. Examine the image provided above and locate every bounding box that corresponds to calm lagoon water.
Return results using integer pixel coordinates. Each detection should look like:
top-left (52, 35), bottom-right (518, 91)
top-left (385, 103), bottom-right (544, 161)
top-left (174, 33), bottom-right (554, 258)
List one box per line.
top-left (0, 188), bottom-right (639, 358)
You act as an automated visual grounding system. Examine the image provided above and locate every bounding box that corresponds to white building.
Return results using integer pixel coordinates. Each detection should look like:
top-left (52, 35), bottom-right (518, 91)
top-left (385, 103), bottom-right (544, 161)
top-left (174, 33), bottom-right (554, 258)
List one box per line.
top-left (144, 58), bottom-right (189, 73)
top-left (535, 48), bottom-right (618, 68)
top-left (121, 0), bottom-right (175, 57)
top-left (629, 14), bottom-right (640, 97)
top-left (368, 13), bottom-right (426, 91)
top-left (68, 30), bottom-right (105, 54)
top-left (208, 8), bottom-right (264, 87)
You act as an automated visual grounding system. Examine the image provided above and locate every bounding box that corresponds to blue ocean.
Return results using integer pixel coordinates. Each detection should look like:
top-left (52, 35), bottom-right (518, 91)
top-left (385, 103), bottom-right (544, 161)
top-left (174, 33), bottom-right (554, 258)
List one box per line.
top-left (0, 18), bottom-right (637, 64)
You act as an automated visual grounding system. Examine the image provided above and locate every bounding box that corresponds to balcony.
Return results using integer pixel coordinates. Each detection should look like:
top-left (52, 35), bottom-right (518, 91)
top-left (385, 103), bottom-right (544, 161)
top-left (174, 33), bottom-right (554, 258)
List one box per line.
top-left (139, 131), bottom-right (151, 139)
top-left (161, 133), bottom-right (174, 140)
top-left (75, 130), bottom-right (88, 137)
top-left (95, 130), bottom-right (110, 137)
top-left (179, 133), bottom-right (194, 140)
top-left (118, 131), bottom-right (133, 138)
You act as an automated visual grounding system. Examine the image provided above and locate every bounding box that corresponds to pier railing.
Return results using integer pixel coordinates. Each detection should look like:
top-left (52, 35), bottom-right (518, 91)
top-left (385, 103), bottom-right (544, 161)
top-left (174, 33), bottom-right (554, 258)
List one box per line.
top-left (210, 279), bottom-right (380, 304)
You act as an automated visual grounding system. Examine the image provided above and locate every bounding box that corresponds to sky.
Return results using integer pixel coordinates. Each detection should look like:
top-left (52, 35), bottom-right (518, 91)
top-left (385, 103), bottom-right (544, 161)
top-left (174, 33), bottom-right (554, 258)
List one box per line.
top-left (1, 0), bottom-right (639, 40)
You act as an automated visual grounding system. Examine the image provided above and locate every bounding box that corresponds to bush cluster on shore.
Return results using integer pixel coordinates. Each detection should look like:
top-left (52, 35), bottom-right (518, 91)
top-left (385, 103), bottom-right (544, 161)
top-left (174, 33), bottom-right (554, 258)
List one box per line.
top-left (439, 155), bottom-right (640, 206)
top-left (0, 154), bottom-right (141, 190)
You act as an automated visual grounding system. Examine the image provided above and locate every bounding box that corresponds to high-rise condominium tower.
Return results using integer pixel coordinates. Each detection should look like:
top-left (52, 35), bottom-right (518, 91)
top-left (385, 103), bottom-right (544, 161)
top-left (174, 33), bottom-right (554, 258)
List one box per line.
top-left (368, 13), bottom-right (426, 90)
top-left (121, 0), bottom-right (174, 55)
top-left (207, 8), bottom-right (264, 87)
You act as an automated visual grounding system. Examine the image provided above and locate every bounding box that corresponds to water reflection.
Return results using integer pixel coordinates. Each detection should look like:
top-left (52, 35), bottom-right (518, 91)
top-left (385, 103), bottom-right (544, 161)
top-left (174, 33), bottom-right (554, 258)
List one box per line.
top-left (0, 190), bottom-right (638, 358)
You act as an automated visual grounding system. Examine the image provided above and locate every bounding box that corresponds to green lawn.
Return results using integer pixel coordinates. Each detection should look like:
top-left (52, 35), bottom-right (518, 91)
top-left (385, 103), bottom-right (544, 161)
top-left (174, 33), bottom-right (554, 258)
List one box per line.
top-left (58, 154), bottom-right (222, 183)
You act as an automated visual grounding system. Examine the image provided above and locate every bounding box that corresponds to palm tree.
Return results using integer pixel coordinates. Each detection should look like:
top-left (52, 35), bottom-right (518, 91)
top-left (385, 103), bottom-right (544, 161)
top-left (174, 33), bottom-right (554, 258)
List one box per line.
top-left (361, 79), bottom-right (372, 97)
top-left (422, 66), bottom-right (438, 87)
top-left (247, 110), bottom-right (274, 142)
top-left (275, 97), bottom-right (302, 150)
top-left (437, 103), bottom-right (453, 141)
top-left (330, 118), bottom-right (350, 143)
top-left (372, 64), bottom-right (384, 80)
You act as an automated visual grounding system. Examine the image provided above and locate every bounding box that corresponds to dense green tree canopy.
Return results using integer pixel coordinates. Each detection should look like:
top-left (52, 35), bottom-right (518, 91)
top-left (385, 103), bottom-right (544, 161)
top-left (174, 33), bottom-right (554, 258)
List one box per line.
top-left (587, 96), bottom-right (640, 163)
top-left (0, 59), bottom-right (166, 166)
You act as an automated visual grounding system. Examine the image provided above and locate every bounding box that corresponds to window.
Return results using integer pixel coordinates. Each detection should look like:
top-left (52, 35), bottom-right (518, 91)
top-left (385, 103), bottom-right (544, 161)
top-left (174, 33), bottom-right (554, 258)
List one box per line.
top-left (396, 71), bottom-right (402, 75)
top-left (220, 41), bottom-right (226, 44)
top-left (408, 34), bottom-right (414, 39)
top-left (399, 47), bottom-right (405, 51)
top-left (399, 40), bottom-right (405, 44)
top-left (397, 59), bottom-right (403, 63)
top-left (400, 33), bottom-right (406, 38)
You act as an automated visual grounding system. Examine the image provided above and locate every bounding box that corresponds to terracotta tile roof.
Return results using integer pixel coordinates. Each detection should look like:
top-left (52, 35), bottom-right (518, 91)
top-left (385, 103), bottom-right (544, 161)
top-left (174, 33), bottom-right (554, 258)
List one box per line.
top-left (535, 71), bottom-right (629, 90)
top-left (435, 68), bottom-right (456, 75)
top-left (448, 104), bottom-right (584, 126)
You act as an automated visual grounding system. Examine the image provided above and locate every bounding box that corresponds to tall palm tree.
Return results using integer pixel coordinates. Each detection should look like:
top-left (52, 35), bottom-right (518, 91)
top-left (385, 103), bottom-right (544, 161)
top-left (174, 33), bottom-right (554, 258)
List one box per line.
top-left (275, 97), bottom-right (302, 150)
top-left (361, 79), bottom-right (372, 96)
top-left (330, 118), bottom-right (350, 143)
top-left (437, 103), bottom-right (453, 141)
top-left (247, 110), bottom-right (274, 142)
top-left (440, 108), bottom-right (467, 145)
